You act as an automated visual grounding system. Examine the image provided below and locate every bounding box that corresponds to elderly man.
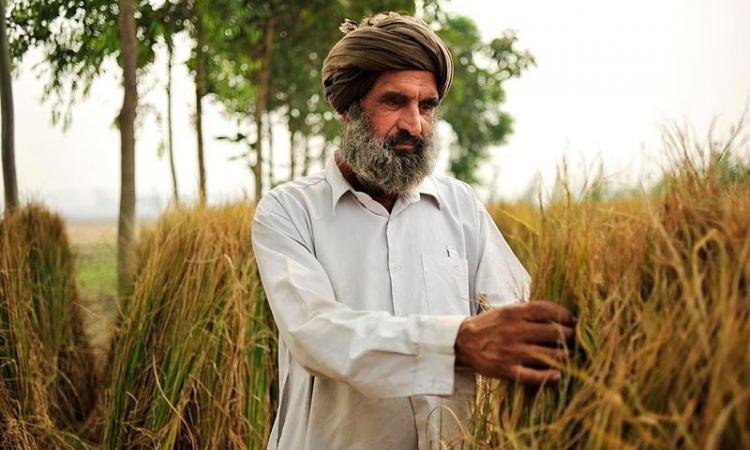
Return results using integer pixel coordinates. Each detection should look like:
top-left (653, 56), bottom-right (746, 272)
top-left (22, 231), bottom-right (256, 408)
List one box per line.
top-left (251, 12), bottom-right (574, 450)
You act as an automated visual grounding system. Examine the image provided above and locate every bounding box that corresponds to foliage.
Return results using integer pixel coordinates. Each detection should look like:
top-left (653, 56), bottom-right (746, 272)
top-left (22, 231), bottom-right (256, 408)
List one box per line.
top-left (7, 0), bottom-right (171, 126)
top-left (429, 9), bottom-right (535, 184)
top-left (6, 0), bottom-right (536, 188)
top-left (207, 0), bottom-right (416, 191)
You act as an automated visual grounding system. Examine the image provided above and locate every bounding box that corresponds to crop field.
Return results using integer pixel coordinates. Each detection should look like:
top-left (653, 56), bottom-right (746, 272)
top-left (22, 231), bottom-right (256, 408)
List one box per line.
top-left (1, 125), bottom-right (748, 449)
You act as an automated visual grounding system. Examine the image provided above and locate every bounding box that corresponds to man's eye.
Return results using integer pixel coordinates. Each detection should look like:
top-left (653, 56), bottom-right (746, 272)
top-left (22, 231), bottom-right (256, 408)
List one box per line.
top-left (420, 104), bottom-right (437, 113)
top-left (380, 99), bottom-right (401, 109)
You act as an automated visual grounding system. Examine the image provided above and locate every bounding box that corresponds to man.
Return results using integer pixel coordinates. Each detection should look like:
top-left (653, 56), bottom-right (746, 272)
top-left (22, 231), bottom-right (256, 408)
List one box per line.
top-left (251, 12), bottom-right (574, 450)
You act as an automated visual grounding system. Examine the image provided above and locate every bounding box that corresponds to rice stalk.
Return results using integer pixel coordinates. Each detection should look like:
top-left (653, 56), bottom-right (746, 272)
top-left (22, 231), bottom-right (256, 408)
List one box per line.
top-left (0, 204), bottom-right (97, 449)
top-left (101, 203), bottom-right (276, 449)
top-left (460, 120), bottom-right (750, 449)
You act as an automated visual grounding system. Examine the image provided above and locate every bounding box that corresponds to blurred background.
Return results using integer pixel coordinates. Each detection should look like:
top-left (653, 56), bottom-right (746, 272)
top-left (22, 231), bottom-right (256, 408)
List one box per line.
top-left (2, 0), bottom-right (749, 222)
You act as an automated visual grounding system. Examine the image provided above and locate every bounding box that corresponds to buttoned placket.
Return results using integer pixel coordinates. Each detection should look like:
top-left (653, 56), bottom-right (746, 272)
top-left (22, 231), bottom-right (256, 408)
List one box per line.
top-left (387, 197), bottom-right (406, 317)
top-left (348, 189), bottom-right (432, 447)
top-left (388, 194), bottom-right (428, 450)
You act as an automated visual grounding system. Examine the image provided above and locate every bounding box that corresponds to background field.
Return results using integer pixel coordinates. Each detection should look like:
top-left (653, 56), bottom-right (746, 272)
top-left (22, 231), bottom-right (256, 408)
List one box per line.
top-left (67, 222), bottom-right (118, 351)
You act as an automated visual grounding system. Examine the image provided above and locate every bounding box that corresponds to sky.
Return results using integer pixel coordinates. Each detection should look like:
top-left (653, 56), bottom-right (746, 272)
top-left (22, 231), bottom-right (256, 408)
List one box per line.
top-left (2, 0), bottom-right (750, 220)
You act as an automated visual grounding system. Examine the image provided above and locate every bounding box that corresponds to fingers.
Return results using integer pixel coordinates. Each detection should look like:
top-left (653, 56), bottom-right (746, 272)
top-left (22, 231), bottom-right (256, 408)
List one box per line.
top-left (510, 365), bottom-right (561, 386)
top-left (465, 301), bottom-right (576, 387)
top-left (517, 344), bottom-right (569, 367)
top-left (520, 300), bottom-right (575, 325)
top-left (522, 322), bottom-right (575, 346)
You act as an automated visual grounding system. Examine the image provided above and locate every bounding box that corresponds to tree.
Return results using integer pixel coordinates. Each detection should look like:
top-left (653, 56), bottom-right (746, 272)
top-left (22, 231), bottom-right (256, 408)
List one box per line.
top-left (117, 0), bottom-right (137, 296)
top-left (429, 10), bottom-right (535, 184)
top-left (155, 1), bottom-right (190, 206)
top-left (208, 0), bottom-right (415, 200)
top-left (142, 10), bottom-right (183, 207)
top-left (204, 0), bottom-right (285, 200)
top-left (191, 0), bottom-right (208, 203)
top-left (8, 0), bottom-right (168, 293)
top-left (165, 34), bottom-right (179, 205)
top-left (0, 0), bottom-right (17, 213)
top-left (252, 12), bottom-right (275, 200)
top-left (7, 0), bottom-right (163, 124)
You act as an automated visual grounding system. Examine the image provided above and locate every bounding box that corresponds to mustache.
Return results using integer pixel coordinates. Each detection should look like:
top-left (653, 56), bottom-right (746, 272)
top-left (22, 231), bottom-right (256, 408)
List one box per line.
top-left (338, 105), bottom-right (438, 195)
top-left (384, 129), bottom-right (425, 149)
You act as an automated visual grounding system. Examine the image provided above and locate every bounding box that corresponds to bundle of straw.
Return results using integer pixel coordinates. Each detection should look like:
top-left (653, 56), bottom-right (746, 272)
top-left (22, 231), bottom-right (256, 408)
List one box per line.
top-left (102, 204), bottom-right (276, 449)
top-left (0, 204), bottom-right (96, 449)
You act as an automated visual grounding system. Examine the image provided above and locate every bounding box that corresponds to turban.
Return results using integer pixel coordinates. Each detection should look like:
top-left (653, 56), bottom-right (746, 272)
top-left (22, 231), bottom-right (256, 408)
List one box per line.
top-left (322, 12), bottom-right (454, 114)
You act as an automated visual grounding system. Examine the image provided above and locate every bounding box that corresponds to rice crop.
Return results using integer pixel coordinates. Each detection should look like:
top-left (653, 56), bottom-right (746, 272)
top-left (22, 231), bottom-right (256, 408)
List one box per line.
top-left (101, 204), bottom-right (276, 449)
top-left (456, 124), bottom-right (750, 449)
top-left (0, 205), bottom-right (97, 449)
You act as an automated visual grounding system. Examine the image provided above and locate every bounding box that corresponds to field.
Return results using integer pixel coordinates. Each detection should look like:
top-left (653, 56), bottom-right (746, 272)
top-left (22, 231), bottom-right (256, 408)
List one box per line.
top-left (1, 124), bottom-right (749, 449)
top-left (67, 222), bottom-right (117, 351)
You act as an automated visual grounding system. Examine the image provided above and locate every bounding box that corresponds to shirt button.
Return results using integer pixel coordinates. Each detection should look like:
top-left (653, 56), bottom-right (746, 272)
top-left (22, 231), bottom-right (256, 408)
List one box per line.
top-left (390, 263), bottom-right (402, 272)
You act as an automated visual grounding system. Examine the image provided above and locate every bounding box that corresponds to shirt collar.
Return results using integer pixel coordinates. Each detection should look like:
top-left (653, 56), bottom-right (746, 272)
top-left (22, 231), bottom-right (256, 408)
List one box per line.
top-left (325, 158), bottom-right (442, 215)
top-left (326, 157), bottom-right (353, 214)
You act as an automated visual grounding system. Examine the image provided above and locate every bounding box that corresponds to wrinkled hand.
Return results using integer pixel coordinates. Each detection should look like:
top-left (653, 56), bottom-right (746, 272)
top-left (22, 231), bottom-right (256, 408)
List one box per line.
top-left (454, 300), bottom-right (575, 385)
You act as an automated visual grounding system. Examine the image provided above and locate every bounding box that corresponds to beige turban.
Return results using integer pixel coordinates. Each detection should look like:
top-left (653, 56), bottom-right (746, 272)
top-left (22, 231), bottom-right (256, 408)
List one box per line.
top-left (322, 12), bottom-right (454, 114)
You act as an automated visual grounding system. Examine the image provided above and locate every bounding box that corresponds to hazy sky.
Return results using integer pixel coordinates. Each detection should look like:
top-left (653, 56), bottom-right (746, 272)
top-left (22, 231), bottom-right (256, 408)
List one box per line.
top-left (3, 0), bottom-right (749, 219)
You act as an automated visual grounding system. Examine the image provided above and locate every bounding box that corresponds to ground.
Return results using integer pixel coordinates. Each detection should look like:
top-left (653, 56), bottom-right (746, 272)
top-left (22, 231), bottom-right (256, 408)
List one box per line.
top-left (67, 220), bottom-right (118, 351)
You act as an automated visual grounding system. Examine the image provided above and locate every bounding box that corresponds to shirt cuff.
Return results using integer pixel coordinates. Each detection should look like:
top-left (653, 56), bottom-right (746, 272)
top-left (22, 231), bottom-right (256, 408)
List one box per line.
top-left (416, 315), bottom-right (467, 395)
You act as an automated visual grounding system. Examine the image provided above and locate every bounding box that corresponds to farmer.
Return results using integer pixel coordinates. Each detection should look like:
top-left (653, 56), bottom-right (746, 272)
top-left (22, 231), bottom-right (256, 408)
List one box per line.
top-left (251, 12), bottom-right (575, 450)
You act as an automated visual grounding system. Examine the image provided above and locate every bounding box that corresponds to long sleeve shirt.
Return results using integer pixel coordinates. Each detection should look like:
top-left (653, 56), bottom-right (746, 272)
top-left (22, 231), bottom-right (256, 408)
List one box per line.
top-left (251, 158), bottom-right (530, 450)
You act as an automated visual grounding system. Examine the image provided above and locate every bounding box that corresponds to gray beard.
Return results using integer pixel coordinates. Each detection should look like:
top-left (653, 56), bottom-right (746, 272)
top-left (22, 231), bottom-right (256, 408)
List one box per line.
top-left (337, 105), bottom-right (438, 195)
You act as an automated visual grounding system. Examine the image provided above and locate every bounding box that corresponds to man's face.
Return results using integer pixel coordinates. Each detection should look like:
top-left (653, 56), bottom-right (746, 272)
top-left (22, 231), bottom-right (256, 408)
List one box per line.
top-left (357, 70), bottom-right (439, 147)
top-left (337, 70), bottom-right (440, 195)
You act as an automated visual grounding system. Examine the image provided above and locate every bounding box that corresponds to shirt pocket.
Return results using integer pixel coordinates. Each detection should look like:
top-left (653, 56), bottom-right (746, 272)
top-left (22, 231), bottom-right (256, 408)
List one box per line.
top-left (421, 254), bottom-right (471, 316)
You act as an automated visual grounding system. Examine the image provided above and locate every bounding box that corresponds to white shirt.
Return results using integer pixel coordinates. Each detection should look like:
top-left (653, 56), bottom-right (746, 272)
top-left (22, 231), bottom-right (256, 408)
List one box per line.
top-left (251, 159), bottom-right (530, 450)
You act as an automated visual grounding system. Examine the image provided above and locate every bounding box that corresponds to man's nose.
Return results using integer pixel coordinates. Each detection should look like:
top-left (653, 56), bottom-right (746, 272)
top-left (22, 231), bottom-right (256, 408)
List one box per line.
top-left (396, 104), bottom-right (422, 137)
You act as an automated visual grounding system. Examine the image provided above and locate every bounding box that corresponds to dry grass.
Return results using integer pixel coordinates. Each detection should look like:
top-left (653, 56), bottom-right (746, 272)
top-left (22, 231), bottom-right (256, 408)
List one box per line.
top-left (100, 204), bottom-right (276, 449)
top-left (0, 205), bottom-right (97, 449)
top-left (457, 124), bottom-right (750, 449)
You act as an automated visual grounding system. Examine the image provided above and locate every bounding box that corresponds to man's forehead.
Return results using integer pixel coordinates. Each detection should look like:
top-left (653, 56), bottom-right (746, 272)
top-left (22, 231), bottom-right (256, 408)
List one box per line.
top-left (369, 70), bottom-right (439, 97)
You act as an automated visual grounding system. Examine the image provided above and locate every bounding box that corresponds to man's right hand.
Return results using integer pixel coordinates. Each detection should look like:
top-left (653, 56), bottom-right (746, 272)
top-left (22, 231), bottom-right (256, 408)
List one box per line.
top-left (454, 300), bottom-right (575, 385)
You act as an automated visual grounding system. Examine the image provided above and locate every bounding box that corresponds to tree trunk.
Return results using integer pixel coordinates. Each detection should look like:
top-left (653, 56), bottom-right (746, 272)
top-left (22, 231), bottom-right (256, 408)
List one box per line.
top-left (166, 40), bottom-right (179, 205)
top-left (318, 142), bottom-right (328, 167)
top-left (487, 164), bottom-right (500, 205)
top-left (302, 136), bottom-right (310, 176)
top-left (267, 114), bottom-right (274, 188)
top-left (288, 129), bottom-right (296, 181)
top-left (117, 0), bottom-right (138, 297)
top-left (252, 17), bottom-right (275, 202)
top-left (195, 7), bottom-right (207, 205)
top-left (0, 0), bottom-right (18, 213)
